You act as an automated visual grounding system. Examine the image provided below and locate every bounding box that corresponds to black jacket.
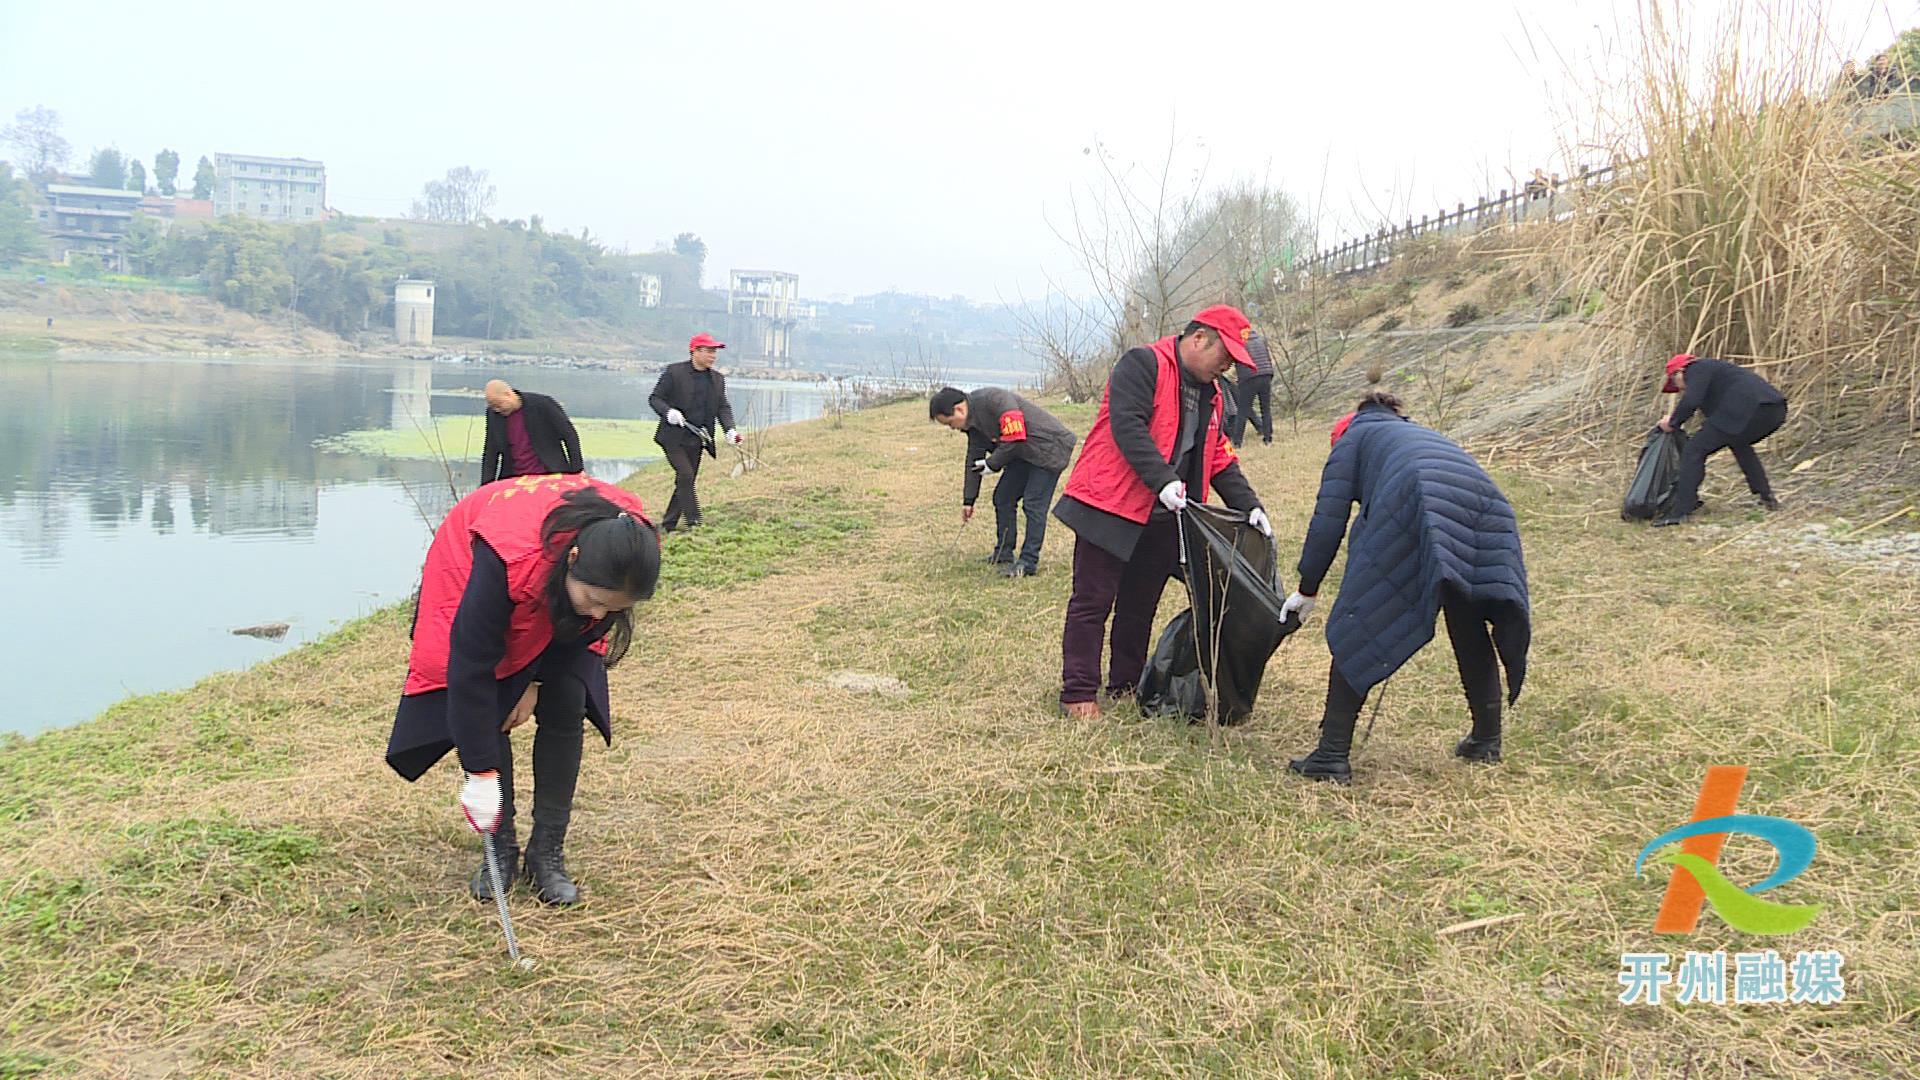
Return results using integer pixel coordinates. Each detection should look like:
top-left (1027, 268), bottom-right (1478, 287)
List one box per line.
top-left (1054, 344), bottom-right (1262, 561)
top-left (961, 387), bottom-right (1077, 505)
top-left (1669, 358), bottom-right (1787, 435)
top-left (481, 391), bottom-right (583, 482)
top-left (650, 361), bottom-right (736, 455)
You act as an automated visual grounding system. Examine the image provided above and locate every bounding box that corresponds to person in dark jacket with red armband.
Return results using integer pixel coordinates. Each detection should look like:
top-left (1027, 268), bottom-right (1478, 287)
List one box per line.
top-left (1653, 353), bottom-right (1787, 527)
top-left (1281, 392), bottom-right (1530, 784)
top-left (386, 474), bottom-right (660, 905)
top-left (1052, 305), bottom-right (1273, 719)
top-left (929, 385), bottom-right (1078, 577)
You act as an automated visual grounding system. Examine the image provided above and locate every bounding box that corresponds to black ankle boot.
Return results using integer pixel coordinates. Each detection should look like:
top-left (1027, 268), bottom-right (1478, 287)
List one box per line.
top-left (1455, 696), bottom-right (1503, 764)
top-left (1288, 748), bottom-right (1353, 784)
top-left (469, 832), bottom-right (519, 901)
top-left (523, 824), bottom-right (579, 905)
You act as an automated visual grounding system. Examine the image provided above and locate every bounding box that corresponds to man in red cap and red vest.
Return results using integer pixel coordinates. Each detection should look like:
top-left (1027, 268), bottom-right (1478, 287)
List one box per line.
top-left (1052, 305), bottom-right (1273, 719)
top-left (650, 332), bottom-right (743, 532)
top-left (1653, 353), bottom-right (1787, 526)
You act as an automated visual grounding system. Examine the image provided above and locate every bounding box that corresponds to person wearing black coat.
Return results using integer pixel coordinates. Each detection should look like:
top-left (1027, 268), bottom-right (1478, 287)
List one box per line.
top-left (1654, 354), bottom-right (1787, 527)
top-left (480, 381), bottom-right (584, 483)
top-left (1281, 391), bottom-right (1531, 784)
top-left (649, 332), bottom-right (741, 532)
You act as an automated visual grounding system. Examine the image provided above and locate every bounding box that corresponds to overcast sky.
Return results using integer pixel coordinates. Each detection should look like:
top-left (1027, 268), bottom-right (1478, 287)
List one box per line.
top-left (1, 0), bottom-right (1908, 301)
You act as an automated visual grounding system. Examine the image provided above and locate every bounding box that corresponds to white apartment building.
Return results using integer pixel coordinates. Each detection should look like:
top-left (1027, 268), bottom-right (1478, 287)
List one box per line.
top-left (213, 153), bottom-right (327, 222)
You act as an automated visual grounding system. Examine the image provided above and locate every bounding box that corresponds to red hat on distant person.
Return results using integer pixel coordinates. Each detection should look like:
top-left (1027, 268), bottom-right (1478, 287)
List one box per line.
top-left (689, 332), bottom-right (726, 351)
top-left (1189, 304), bottom-right (1256, 369)
top-left (1330, 412), bottom-right (1357, 448)
top-left (1661, 353), bottom-right (1695, 393)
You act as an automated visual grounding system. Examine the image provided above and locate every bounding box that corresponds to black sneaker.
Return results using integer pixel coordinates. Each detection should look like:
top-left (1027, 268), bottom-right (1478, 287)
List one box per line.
top-left (1652, 517), bottom-right (1685, 528)
top-left (1001, 563), bottom-right (1039, 578)
top-left (983, 551), bottom-right (1014, 565)
top-left (1758, 495), bottom-right (1781, 511)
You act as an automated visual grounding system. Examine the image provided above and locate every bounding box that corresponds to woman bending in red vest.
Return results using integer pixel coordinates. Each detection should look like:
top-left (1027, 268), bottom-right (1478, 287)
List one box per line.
top-left (385, 474), bottom-right (660, 905)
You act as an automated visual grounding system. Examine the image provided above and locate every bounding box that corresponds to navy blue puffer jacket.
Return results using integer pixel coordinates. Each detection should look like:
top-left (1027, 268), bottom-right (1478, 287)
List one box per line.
top-left (1296, 404), bottom-right (1531, 701)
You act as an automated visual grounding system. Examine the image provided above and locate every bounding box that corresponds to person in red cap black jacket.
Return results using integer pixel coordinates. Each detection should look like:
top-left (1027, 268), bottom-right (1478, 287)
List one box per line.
top-left (1653, 353), bottom-right (1787, 526)
top-left (650, 332), bottom-right (742, 531)
top-left (385, 474), bottom-right (661, 905)
top-left (1052, 305), bottom-right (1273, 719)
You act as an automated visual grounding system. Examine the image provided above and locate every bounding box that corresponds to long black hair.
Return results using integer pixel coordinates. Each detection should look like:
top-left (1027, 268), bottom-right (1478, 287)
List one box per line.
top-left (539, 488), bottom-right (660, 667)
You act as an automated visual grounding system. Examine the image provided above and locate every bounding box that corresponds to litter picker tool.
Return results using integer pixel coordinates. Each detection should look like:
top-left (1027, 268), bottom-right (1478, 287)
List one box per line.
top-left (482, 831), bottom-right (527, 968)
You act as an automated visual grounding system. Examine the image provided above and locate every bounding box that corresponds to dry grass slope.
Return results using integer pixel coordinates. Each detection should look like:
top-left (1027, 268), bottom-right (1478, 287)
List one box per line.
top-left (2, 401), bottom-right (1916, 1077)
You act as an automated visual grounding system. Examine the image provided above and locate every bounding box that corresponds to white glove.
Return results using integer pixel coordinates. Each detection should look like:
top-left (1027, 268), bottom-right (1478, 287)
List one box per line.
top-left (726, 429), bottom-right (743, 445)
top-left (1280, 592), bottom-right (1316, 624)
top-left (665, 408), bottom-right (686, 428)
top-left (1157, 480), bottom-right (1188, 512)
top-left (461, 771), bottom-right (502, 833)
top-left (970, 457), bottom-right (990, 474)
top-left (1248, 508), bottom-right (1273, 538)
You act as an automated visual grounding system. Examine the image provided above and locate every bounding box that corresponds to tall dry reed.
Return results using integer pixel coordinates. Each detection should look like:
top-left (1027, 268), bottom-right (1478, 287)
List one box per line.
top-left (1549, 1), bottom-right (1920, 440)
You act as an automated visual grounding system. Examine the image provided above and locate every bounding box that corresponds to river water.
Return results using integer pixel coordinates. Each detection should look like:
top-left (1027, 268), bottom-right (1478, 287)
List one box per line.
top-left (0, 352), bottom-right (846, 735)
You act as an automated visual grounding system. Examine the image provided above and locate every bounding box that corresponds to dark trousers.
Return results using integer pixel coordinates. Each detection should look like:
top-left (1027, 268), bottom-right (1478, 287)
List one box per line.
top-left (990, 460), bottom-right (1062, 570)
top-left (1242, 374), bottom-right (1274, 443)
top-left (1060, 519), bottom-right (1180, 704)
top-left (490, 668), bottom-right (587, 839)
top-left (662, 443), bottom-right (705, 530)
top-left (1668, 403), bottom-right (1785, 519)
top-left (1317, 584), bottom-right (1503, 750)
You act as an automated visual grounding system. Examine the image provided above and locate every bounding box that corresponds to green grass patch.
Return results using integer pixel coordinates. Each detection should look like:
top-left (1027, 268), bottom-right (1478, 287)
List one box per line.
top-left (110, 816), bottom-right (322, 897)
top-left (657, 486), bottom-right (870, 592)
top-left (317, 415), bottom-right (662, 462)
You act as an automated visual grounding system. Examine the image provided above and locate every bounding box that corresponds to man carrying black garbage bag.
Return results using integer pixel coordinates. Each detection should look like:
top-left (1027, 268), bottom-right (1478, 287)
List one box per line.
top-left (1653, 353), bottom-right (1788, 527)
top-left (929, 386), bottom-right (1078, 577)
top-left (1282, 391), bottom-right (1531, 784)
top-left (1052, 304), bottom-right (1272, 720)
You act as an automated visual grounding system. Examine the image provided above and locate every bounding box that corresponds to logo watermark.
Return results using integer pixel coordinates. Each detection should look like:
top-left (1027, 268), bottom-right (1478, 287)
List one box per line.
top-left (1621, 766), bottom-right (1844, 1006)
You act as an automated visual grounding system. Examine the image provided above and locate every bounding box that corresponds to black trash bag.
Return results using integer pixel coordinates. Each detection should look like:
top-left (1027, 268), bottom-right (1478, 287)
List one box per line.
top-left (1622, 426), bottom-right (1688, 520)
top-left (1137, 503), bottom-right (1303, 725)
top-left (1139, 609), bottom-right (1209, 718)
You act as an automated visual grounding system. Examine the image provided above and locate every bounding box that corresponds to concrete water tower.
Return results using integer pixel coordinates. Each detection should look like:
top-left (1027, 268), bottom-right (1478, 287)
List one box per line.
top-left (394, 278), bottom-right (435, 345)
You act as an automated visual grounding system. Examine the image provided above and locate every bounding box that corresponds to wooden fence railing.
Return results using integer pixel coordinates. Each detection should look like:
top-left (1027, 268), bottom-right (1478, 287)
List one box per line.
top-left (1301, 162), bottom-right (1622, 279)
top-left (1301, 92), bottom-right (1920, 280)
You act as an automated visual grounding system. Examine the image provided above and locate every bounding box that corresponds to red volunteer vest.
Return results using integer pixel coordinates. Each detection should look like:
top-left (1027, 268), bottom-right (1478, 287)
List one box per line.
top-left (1062, 336), bottom-right (1239, 523)
top-left (404, 474), bottom-right (647, 696)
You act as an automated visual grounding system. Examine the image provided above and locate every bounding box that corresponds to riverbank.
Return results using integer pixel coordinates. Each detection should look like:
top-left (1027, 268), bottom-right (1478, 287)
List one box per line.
top-left (0, 279), bottom-right (841, 383)
top-left (2, 400), bottom-right (1916, 1076)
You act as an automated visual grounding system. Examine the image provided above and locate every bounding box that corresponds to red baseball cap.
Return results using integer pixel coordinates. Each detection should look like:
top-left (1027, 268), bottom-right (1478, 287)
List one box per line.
top-left (1661, 353), bottom-right (1694, 393)
top-left (689, 332), bottom-right (726, 351)
top-left (1190, 304), bottom-right (1256, 368)
top-left (1330, 412), bottom-right (1357, 447)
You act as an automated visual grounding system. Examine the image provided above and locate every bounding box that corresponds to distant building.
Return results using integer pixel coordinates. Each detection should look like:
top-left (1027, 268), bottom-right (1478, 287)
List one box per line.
top-left (213, 153), bottom-right (327, 222)
top-left (172, 198), bottom-right (215, 220)
top-left (42, 184), bottom-right (142, 270)
top-left (728, 269), bottom-right (800, 362)
top-left (634, 272), bottom-right (662, 309)
top-left (394, 278), bottom-right (435, 346)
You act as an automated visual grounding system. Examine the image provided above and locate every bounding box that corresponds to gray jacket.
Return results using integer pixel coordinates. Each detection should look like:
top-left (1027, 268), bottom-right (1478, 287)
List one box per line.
top-left (962, 387), bottom-right (1077, 504)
